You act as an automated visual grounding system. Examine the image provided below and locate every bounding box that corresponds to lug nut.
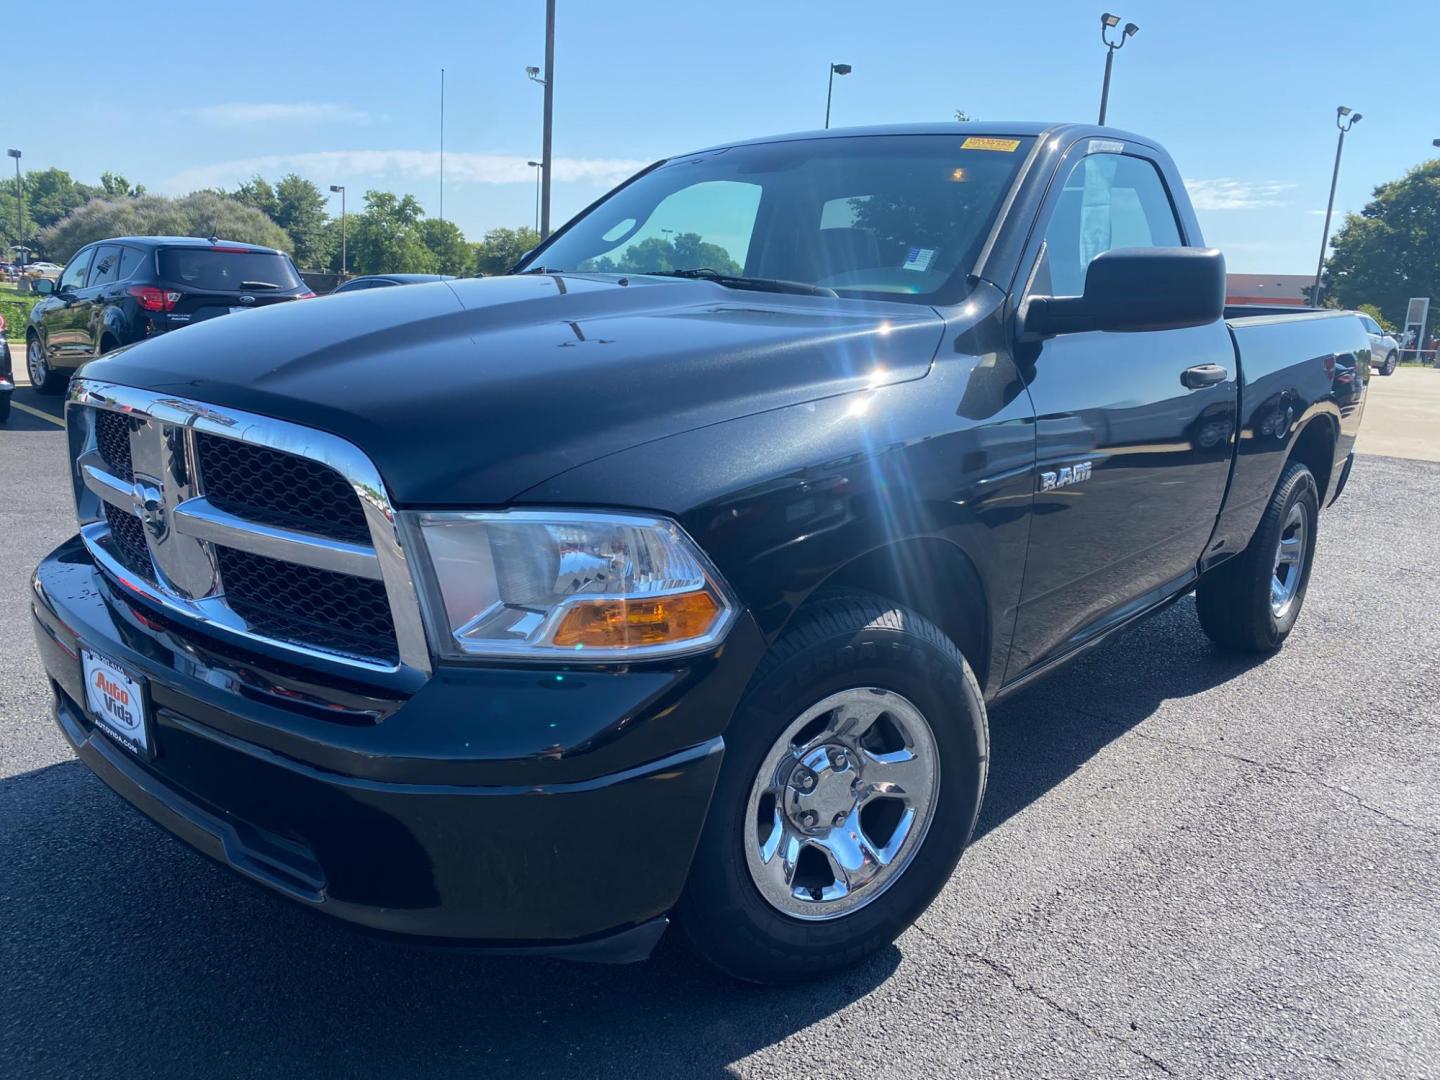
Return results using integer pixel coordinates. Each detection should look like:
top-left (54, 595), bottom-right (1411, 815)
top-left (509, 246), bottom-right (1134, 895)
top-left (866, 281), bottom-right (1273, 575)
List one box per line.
top-left (832, 812), bottom-right (847, 827)
top-left (799, 810), bottom-right (818, 828)
top-left (796, 770), bottom-right (816, 791)
top-left (831, 751), bottom-right (848, 770)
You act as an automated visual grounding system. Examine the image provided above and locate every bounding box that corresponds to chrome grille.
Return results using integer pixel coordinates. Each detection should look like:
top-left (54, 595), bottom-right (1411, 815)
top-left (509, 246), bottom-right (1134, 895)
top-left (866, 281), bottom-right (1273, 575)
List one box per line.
top-left (215, 545), bottom-right (398, 662)
top-left (95, 410), bottom-right (135, 482)
top-left (194, 434), bottom-right (371, 544)
top-left (66, 379), bottom-right (431, 677)
top-left (102, 503), bottom-right (155, 582)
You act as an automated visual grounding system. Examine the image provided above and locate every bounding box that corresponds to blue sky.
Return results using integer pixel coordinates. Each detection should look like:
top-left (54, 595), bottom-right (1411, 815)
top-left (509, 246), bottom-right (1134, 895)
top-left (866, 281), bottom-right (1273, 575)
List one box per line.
top-left (9, 0), bottom-right (1438, 273)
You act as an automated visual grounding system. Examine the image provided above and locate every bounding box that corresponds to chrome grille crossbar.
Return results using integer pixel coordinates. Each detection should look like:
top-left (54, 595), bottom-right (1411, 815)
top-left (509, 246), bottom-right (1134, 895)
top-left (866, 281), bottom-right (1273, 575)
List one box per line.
top-left (80, 457), bottom-right (383, 580)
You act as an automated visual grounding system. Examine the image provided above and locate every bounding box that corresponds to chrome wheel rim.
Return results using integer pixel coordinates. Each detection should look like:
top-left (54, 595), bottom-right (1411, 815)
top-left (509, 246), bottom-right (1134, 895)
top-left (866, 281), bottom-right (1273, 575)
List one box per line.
top-left (1271, 503), bottom-right (1307, 619)
top-left (27, 339), bottom-right (46, 387)
top-left (744, 687), bottom-right (939, 921)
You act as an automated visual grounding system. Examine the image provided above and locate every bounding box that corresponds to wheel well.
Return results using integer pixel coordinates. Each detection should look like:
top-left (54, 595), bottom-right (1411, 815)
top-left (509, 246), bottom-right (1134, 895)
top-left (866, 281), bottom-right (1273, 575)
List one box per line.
top-left (1289, 417), bottom-right (1336, 501)
top-left (99, 332), bottom-right (119, 353)
top-left (815, 537), bottom-right (990, 688)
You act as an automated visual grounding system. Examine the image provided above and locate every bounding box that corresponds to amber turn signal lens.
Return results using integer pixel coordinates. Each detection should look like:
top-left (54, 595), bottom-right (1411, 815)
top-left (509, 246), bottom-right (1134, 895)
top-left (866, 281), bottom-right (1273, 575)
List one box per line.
top-left (552, 591), bottom-right (721, 649)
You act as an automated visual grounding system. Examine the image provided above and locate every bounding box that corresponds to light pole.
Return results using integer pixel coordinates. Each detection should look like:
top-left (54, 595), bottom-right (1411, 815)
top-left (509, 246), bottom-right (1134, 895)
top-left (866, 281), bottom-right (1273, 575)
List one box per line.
top-left (6, 148), bottom-right (21, 266)
top-left (329, 184), bottom-right (347, 278)
top-left (1312, 107), bottom-right (1361, 307)
top-left (825, 63), bottom-right (852, 129)
top-left (527, 0), bottom-right (556, 238)
top-left (527, 161), bottom-right (542, 233)
top-left (1097, 13), bottom-right (1138, 125)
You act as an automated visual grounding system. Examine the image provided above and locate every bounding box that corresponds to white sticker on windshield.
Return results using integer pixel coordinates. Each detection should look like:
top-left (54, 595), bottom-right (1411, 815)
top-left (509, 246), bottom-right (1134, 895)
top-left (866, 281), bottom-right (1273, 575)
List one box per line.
top-left (902, 247), bottom-right (936, 272)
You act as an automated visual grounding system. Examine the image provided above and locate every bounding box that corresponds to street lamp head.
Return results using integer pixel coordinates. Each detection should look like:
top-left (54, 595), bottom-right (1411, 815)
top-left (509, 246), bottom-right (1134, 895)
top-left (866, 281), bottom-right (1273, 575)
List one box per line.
top-left (831, 63), bottom-right (852, 75)
top-left (525, 65), bottom-right (546, 86)
top-left (329, 184), bottom-right (344, 193)
top-left (1336, 106), bottom-right (1351, 117)
top-left (527, 161), bottom-right (541, 168)
top-left (1350, 113), bottom-right (1362, 124)
top-left (5, 149), bottom-right (20, 159)
top-left (1123, 21), bottom-right (1139, 36)
top-left (1102, 12), bottom-right (1120, 27)
top-left (1433, 138), bottom-right (1440, 148)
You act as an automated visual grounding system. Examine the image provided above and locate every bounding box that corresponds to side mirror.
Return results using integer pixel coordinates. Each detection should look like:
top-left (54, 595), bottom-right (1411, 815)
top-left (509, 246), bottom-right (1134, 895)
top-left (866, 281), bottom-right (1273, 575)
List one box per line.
top-left (1022, 247), bottom-right (1225, 337)
top-left (32, 277), bottom-right (54, 296)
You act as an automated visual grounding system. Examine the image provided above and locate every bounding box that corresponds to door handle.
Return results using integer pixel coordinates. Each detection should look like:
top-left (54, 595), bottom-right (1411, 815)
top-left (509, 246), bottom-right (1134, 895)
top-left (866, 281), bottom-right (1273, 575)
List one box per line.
top-left (1181, 363), bottom-right (1228, 389)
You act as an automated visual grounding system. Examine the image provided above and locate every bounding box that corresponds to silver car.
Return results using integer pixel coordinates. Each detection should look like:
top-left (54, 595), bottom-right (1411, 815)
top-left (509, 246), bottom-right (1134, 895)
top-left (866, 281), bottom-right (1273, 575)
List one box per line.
top-left (1358, 313), bottom-right (1399, 376)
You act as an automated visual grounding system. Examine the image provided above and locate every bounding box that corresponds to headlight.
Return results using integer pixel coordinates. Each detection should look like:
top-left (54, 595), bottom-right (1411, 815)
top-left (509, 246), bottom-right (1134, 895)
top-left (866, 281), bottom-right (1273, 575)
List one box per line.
top-left (413, 509), bottom-right (738, 659)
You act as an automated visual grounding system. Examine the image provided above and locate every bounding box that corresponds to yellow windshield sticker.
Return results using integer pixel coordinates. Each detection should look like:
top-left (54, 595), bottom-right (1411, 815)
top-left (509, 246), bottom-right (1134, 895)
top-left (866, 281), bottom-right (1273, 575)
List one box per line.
top-left (961, 136), bottom-right (1021, 152)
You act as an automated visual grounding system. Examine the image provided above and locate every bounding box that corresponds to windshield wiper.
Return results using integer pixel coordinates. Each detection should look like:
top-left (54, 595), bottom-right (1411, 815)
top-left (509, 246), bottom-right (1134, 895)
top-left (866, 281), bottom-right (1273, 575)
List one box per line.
top-left (518, 265), bottom-right (563, 274)
top-left (239, 280), bottom-right (282, 289)
top-left (650, 268), bottom-right (837, 297)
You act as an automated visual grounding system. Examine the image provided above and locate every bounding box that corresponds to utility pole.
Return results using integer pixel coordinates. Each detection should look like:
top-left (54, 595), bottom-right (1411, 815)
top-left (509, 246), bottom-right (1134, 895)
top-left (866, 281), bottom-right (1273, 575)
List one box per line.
top-left (540, 0), bottom-right (555, 238)
top-left (1312, 107), bottom-right (1361, 307)
top-left (329, 185), bottom-right (347, 277)
top-left (1097, 13), bottom-right (1138, 125)
top-left (825, 63), bottom-right (852, 129)
top-left (439, 68), bottom-right (445, 223)
top-left (6, 149), bottom-right (21, 266)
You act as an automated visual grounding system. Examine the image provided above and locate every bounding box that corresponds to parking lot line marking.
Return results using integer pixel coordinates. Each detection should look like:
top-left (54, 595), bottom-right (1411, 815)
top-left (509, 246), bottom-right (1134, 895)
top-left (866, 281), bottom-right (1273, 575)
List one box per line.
top-left (10, 401), bottom-right (65, 428)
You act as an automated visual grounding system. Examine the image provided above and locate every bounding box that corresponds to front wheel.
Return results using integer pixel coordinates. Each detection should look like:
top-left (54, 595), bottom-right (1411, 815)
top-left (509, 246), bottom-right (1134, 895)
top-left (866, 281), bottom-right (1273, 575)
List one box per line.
top-left (1381, 352), bottom-right (1397, 376)
top-left (678, 591), bottom-right (988, 983)
top-left (1196, 461), bottom-right (1319, 652)
top-left (27, 337), bottom-right (67, 395)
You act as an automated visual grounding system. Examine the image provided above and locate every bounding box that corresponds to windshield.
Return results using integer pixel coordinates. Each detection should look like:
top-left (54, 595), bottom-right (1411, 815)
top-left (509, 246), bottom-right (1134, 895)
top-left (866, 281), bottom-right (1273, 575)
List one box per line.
top-left (522, 134), bottom-right (1035, 303)
top-left (157, 249), bottom-right (302, 292)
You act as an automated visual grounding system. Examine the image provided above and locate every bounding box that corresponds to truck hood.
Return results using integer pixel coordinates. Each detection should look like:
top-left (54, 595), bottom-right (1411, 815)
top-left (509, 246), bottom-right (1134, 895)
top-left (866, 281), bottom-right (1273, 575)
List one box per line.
top-left (86, 274), bottom-right (944, 504)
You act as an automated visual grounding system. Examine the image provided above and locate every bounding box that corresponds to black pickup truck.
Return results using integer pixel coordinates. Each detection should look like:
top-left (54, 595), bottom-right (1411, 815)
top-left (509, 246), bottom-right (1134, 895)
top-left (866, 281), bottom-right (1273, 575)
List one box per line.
top-left (32, 122), bottom-right (1366, 983)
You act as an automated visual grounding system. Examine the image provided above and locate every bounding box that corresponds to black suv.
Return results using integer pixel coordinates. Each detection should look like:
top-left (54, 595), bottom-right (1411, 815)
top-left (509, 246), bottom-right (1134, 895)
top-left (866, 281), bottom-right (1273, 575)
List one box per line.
top-left (25, 237), bottom-right (312, 394)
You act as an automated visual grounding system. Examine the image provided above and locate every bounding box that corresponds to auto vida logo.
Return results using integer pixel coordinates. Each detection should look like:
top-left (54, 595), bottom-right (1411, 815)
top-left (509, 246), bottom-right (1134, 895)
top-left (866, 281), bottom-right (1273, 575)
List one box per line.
top-left (1040, 461), bottom-right (1093, 491)
top-left (92, 671), bottom-right (140, 732)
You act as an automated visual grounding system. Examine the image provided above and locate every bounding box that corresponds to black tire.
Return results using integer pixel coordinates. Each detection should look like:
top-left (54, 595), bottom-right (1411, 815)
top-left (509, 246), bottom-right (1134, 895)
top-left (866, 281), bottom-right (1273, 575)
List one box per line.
top-left (1381, 352), bottom-right (1397, 376)
top-left (1196, 461), bottom-right (1319, 653)
top-left (27, 336), bottom-right (67, 396)
top-left (678, 590), bottom-right (988, 983)
top-left (0, 394), bottom-right (10, 423)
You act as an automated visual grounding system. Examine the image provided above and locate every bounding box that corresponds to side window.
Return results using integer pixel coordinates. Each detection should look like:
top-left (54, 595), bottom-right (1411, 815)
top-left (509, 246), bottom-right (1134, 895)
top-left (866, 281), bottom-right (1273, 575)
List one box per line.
top-left (59, 248), bottom-right (94, 293)
top-left (87, 245), bottom-right (123, 287)
top-left (1036, 153), bottom-right (1183, 297)
top-left (116, 246), bottom-right (147, 282)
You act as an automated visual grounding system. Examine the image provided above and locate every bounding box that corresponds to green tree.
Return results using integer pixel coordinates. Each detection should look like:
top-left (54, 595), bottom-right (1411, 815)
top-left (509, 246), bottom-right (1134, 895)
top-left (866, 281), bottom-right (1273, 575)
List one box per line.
top-left (345, 190), bottom-right (435, 274)
top-left (1321, 159), bottom-right (1440, 327)
top-left (98, 172), bottom-right (145, 198)
top-left (419, 218), bottom-right (471, 275)
top-left (39, 191), bottom-right (291, 262)
top-left (576, 232), bottom-right (740, 276)
top-left (473, 225), bottom-right (541, 276)
top-left (232, 174), bottom-right (333, 269)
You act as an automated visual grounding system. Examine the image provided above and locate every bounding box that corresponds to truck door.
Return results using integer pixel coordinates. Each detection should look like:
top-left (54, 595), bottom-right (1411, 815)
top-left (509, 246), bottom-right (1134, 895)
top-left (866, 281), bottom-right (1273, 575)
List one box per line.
top-left (1005, 145), bottom-right (1238, 679)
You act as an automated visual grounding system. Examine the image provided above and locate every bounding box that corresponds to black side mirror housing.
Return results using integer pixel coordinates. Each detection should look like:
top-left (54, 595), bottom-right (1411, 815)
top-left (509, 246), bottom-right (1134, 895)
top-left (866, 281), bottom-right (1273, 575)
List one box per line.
top-left (1023, 247), bottom-right (1226, 337)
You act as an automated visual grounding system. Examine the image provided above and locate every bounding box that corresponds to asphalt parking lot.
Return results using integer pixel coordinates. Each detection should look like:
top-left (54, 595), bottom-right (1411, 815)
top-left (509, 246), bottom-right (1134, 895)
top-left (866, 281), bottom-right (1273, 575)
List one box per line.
top-left (2, 376), bottom-right (1437, 1078)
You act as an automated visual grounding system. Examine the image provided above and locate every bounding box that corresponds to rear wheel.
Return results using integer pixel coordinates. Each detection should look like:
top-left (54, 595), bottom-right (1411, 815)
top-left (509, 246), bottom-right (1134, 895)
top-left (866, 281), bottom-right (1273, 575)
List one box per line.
top-left (27, 337), bottom-right (66, 395)
top-left (679, 590), bottom-right (988, 983)
top-left (1196, 461), bottom-right (1319, 652)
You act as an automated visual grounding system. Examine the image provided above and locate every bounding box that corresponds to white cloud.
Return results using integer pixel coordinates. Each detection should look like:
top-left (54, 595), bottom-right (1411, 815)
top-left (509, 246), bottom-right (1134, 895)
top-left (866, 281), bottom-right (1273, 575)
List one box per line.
top-left (185, 102), bottom-right (376, 127)
top-left (162, 150), bottom-right (649, 194)
top-left (1184, 178), bottom-right (1295, 211)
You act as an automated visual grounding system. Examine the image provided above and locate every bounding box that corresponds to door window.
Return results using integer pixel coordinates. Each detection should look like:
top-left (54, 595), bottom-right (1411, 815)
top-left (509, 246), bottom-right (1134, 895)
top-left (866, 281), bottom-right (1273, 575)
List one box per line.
top-left (1036, 153), bottom-right (1184, 297)
top-left (59, 249), bottom-right (94, 293)
top-left (87, 245), bottom-right (124, 287)
top-left (116, 246), bottom-right (147, 281)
